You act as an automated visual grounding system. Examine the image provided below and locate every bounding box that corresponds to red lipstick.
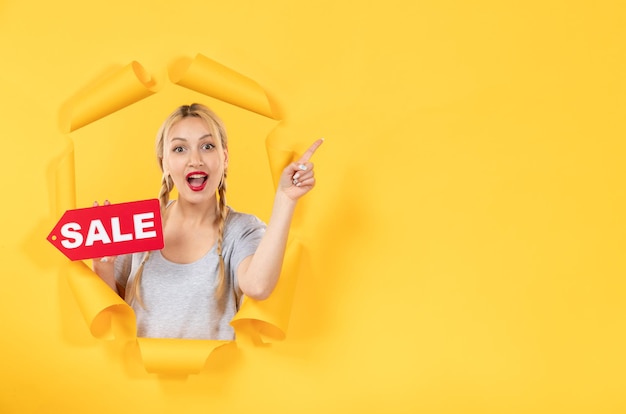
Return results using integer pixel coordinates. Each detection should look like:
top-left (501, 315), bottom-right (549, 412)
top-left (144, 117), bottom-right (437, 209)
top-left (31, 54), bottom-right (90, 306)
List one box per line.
top-left (186, 171), bottom-right (208, 191)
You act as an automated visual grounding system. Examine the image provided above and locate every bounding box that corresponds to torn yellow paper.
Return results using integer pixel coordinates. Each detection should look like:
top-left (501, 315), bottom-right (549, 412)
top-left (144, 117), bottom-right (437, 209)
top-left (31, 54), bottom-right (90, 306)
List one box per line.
top-left (169, 54), bottom-right (279, 120)
top-left (65, 260), bottom-right (136, 340)
top-left (60, 61), bottom-right (158, 133)
top-left (57, 54), bottom-right (307, 374)
top-left (265, 123), bottom-right (299, 189)
top-left (55, 144), bottom-right (76, 213)
top-left (137, 338), bottom-right (230, 375)
top-left (232, 237), bottom-right (303, 342)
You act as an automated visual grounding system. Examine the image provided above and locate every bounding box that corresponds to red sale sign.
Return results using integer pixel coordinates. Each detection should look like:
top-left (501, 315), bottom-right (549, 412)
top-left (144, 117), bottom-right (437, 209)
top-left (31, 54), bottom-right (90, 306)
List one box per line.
top-left (47, 199), bottom-right (164, 261)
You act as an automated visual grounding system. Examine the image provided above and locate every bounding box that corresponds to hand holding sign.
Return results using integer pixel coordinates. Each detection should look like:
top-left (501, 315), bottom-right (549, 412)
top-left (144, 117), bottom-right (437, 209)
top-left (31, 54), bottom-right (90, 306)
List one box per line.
top-left (47, 199), bottom-right (164, 261)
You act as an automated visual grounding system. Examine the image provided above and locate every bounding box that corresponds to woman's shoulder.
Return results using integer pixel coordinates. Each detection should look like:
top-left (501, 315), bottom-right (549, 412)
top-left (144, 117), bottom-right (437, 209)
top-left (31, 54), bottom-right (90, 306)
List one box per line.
top-left (225, 207), bottom-right (266, 233)
top-left (226, 207), bottom-right (265, 224)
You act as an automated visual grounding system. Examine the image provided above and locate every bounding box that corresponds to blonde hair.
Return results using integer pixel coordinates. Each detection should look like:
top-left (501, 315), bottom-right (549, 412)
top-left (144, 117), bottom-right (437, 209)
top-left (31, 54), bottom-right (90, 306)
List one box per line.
top-left (125, 103), bottom-right (229, 307)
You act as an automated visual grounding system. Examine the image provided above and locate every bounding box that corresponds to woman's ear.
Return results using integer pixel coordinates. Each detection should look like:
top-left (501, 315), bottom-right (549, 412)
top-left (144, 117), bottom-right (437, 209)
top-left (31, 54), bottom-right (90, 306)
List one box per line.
top-left (223, 148), bottom-right (229, 169)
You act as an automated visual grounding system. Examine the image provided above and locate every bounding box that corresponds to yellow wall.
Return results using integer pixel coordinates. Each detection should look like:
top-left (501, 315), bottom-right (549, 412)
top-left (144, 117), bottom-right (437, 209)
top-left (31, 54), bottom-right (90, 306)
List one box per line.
top-left (1, 1), bottom-right (625, 412)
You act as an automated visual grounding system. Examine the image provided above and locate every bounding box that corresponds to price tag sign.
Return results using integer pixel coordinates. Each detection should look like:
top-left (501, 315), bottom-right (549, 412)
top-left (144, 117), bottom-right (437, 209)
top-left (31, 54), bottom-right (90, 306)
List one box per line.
top-left (47, 199), bottom-right (164, 261)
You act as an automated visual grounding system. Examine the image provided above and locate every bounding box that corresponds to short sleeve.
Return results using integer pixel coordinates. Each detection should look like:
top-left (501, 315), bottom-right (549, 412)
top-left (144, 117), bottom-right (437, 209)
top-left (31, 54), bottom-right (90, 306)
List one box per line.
top-left (222, 211), bottom-right (266, 285)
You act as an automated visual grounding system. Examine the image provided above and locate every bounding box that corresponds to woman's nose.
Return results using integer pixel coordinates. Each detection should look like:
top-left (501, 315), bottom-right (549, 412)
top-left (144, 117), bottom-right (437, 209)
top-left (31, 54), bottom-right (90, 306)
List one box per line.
top-left (188, 150), bottom-right (204, 167)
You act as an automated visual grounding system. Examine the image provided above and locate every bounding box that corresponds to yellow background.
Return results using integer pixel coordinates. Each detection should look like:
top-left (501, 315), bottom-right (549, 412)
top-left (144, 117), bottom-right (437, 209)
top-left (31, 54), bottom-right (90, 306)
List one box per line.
top-left (1, 0), bottom-right (625, 413)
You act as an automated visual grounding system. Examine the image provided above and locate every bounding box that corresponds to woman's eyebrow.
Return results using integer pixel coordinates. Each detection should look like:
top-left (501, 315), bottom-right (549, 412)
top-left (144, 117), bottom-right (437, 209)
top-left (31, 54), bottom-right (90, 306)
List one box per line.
top-left (170, 133), bottom-right (213, 142)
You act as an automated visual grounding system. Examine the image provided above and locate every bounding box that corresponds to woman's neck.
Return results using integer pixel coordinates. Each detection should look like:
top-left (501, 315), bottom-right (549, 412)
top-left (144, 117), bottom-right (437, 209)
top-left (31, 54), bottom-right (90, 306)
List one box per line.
top-left (167, 198), bottom-right (219, 227)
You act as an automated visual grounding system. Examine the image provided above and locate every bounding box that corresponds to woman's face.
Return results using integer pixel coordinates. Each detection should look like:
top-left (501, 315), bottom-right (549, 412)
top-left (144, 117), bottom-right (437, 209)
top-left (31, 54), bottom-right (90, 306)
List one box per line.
top-left (162, 116), bottom-right (228, 204)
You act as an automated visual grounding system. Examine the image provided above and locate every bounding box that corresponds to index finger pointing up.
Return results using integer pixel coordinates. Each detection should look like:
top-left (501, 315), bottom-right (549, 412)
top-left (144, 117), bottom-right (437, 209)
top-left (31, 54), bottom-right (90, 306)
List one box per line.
top-left (298, 138), bottom-right (324, 163)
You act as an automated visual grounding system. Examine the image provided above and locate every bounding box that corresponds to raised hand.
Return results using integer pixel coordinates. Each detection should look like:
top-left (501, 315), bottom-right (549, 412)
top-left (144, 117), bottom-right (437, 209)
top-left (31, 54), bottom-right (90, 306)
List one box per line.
top-left (279, 138), bottom-right (324, 200)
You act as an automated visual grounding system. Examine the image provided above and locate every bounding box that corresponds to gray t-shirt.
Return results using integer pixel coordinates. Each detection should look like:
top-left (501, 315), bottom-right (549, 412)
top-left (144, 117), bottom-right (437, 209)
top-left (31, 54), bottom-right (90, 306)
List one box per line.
top-left (115, 207), bottom-right (266, 340)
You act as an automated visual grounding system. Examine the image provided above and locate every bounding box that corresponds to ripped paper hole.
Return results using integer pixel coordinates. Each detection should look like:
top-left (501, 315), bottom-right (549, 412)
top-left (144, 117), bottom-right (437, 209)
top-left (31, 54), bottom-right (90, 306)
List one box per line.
top-left (55, 54), bottom-right (307, 374)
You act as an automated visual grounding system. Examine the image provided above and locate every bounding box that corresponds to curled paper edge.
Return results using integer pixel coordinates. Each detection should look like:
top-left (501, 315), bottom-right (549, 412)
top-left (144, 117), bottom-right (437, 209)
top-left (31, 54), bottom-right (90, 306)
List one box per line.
top-left (59, 61), bottom-right (159, 133)
top-left (231, 237), bottom-right (303, 343)
top-left (57, 55), bottom-right (309, 374)
top-left (265, 124), bottom-right (299, 189)
top-left (54, 142), bottom-right (76, 214)
top-left (169, 53), bottom-right (279, 120)
top-left (65, 260), bottom-right (136, 340)
top-left (137, 337), bottom-right (231, 375)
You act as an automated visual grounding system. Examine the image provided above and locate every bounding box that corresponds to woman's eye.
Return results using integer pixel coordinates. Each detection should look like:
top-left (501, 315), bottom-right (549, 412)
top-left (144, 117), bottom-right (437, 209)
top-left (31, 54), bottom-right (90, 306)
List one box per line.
top-left (173, 146), bottom-right (185, 153)
top-left (202, 143), bottom-right (215, 150)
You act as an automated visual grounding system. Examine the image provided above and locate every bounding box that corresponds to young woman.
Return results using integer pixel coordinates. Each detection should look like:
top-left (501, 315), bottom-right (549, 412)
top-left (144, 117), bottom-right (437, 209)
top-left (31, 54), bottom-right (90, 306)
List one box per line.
top-left (93, 103), bottom-right (322, 340)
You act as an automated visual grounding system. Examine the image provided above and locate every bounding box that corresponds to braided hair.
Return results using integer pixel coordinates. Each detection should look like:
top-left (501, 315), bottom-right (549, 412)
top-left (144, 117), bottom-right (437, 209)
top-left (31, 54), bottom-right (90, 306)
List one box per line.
top-left (125, 103), bottom-right (229, 307)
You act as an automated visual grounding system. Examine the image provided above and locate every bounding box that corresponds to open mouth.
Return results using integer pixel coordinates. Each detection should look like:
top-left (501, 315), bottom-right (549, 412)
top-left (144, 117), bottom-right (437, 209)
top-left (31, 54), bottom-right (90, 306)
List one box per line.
top-left (186, 172), bottom-right (208, 191)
